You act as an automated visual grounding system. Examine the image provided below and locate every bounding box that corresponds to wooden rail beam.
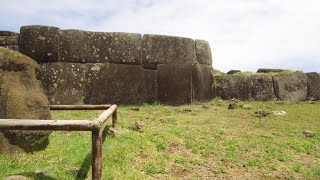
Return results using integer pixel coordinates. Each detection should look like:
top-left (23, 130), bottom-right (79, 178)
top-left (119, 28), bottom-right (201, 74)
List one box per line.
top-left (0, 104), bottom-right (118, 180)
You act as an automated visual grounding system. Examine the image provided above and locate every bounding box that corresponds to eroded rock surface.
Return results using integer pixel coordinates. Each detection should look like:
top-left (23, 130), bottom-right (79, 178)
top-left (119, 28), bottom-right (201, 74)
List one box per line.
top-left (0, 47), bottom-right (51, 154)
top-left (306, 72), bottom-right (320, 100)
top-left (273, 73), bottom-right (307, 101)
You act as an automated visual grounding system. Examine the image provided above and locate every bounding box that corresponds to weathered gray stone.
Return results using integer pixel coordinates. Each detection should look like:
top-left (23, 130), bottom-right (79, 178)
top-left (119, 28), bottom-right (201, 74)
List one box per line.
top-left (84, 63), bottom-right (156, 104)
top-left (0, 45), bottom-right (19, 51)
top-left (0, 47), bottom-right (51, 154)
top-left (142, 34), bottom-right (196, 65)
top-left (250, 75), bottom-right (275, 101)
top-left (227, 70), bottom-right (241, 74)
top-left (0, 36), bottom-right (19, 45)
top-left (192, 64), bottom-right (214, 102)
top-left (39, 63), bottom-right (85, 105)
top-left (213, 75), bottom-right (251, 100)
top-left (273, 73), bottom-right (307, 101)
top-left (306, 72), bottom-right (320, 100)
top-left (157, 64), bottom-right (193, 105)
top-left (195, 39), bottom-right (212, 65)
top-left (0, 31), bottom-right (18, 36)
top-left (60, 30), bottom-right (142, 64)
top-left (19, 25), bottom-right (60, 63)
top-left (257, 68), bottom-right (285, 73)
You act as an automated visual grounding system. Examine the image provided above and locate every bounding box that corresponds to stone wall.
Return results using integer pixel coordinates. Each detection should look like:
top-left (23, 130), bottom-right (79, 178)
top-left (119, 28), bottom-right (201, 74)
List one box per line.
top-left (0, 31), bottom-right (19, 51)
top-left (17, 25), bottom-right (214, 105)
top-left (213, 73), bottom-right (320, 101)
top-left (3, 25), bottom-right (319, 104)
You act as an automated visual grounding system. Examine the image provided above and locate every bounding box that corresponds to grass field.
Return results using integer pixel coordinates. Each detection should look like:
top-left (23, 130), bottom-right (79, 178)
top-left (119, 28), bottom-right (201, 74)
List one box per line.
top-left (0, 100), bottom-right (319, 179)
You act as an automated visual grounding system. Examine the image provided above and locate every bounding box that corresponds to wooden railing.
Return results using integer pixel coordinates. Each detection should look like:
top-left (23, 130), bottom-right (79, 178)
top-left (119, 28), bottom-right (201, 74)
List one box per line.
top-left (0, 104), bottom-right (118, 180)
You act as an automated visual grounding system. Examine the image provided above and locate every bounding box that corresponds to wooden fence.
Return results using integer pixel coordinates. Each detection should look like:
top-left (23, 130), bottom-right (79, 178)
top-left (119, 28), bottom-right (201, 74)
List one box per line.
top-left (0, 104), bottom-right (118, 180)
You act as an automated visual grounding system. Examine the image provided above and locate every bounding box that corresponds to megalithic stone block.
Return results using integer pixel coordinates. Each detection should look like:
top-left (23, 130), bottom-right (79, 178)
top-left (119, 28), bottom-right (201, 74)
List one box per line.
top-left (84, 63), bottom-right (156, 104)
top-left (0, 31), bottom-right (18, 36)
top-left (250, 75), bottom-right (275, 101)
top-left (157, 64), bottom-right (193, 105)
top-left (19, 25), bottom-right (60, 63)
top-left (142, 34), bottom-right (196, 65)
top-left (192, 64), bottom-right (214, 102)
top-left (306, 72), bottom-right (320, 100)
top-left (60, 30), bottom-right (142, 64)
top-left (0, 36), bottom-right (19, 45)
top-left (214, 75), bottom-right (251, 100)
top-left (273, 73), bottom-right (307, 101)
top-left (195, 39), bottom-right (212, 65)
top-left (39, 63), bottom-right (85, 105)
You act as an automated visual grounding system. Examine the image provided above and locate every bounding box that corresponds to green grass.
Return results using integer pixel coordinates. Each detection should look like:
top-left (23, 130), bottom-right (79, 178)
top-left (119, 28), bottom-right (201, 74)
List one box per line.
top-left (1, 100), bottom-right (320, 179)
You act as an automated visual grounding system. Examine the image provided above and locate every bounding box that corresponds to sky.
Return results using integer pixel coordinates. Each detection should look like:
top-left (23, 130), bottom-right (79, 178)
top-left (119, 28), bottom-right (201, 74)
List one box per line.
top-left (1, 0), bottom-right (319, 72)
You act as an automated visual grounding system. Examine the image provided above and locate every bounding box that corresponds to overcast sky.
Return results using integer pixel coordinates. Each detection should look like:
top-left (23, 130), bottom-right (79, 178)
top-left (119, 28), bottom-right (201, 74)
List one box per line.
top-left (1, 0), bottom-right (319, 72)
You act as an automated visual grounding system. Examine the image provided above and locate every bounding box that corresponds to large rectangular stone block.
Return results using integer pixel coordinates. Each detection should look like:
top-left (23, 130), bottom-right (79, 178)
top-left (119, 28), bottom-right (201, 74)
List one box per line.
top-left (250, 75), bottom-right (275, 101)
top-left (195, 39), bottom-right (212, 65)
top-left (142, 34), bottom-right (196, 65)
top-left (0, 36), bottom-right (19, 45)
top-left (157, 64), bottom-right (193, 105)
top-left (214, 75), bottom-right (251, 100)
top-left (39, 63), bottom-right (85, 104)
top-left (0, 31), bottom-right (18, 36)
top-left (192, 64), bottom-right (214, 102)
top-left (60, 30), bottom-right (142, 64)
top-left (19, 26), bottom-right (60, 63)
top-left (84, 63), bottom-right (156, 104)
top-left (273, 73), bottom-right (307, 101)
top-left (306, 72), bottom-right (320, 100)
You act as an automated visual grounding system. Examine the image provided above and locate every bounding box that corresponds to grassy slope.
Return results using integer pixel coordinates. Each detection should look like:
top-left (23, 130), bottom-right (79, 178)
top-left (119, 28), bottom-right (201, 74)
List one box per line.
top-left (0, 100), bottom-right (319, 179)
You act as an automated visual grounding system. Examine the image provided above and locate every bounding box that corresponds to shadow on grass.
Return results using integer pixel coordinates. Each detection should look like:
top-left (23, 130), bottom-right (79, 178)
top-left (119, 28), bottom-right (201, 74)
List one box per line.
top-left (75, 127), bottom-right (110, 180)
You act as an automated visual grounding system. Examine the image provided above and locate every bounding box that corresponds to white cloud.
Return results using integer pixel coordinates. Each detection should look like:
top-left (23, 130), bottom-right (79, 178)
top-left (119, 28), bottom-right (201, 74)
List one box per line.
top-left (1, 0), bottom-right (320, 72)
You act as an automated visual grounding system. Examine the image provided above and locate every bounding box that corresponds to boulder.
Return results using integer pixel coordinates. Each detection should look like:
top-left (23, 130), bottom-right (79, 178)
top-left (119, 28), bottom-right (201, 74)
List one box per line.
top-left (305, 72), bottom-right (320, 100)
top-left (0, 47), bottom-right (51, 154)
top-left (0, 36), bottom-right (19, 45)
top-left (192, 64), bottom-right (214, 102)
top-left (250, 75), bottom-right (275, 101)
top-left (214, 75), bottom-right (251, 100)
top-left (257, 68), bottom-right (285, 73)
top-left (0, 31), bottom-right (18, 36)
top-left (84, 63), bottom-right (156, 104)
top-left (142, 34), bottom-right (196, 65)
top-left (157, 64), bottom-right (193, 105)
top-left (60, 30), bottom-right (142, 64)
top-left (19, 25), bottom-right (60, 63)
top-left (39, 63), bottom-right (86, 105)
top-left (195, 39), bottom-right (212, 65)
top-left (273, 73), bottom-right (307, 101)
top-left (0, 45), bottom-right (19, 51)
top-left (227, 70), bottom-right (241, 74)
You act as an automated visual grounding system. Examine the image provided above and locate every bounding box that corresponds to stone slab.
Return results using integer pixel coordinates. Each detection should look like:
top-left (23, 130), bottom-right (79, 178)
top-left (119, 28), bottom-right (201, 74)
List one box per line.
top-left (214, 75), bottom-right (251, 100)
top-left (157, 64), bottom-right (193, 105)
top-left (39, 63), bottom-right (85, 105)
top-left (306, 72), bottom-right (320, 100)
top-left (257, 68), bottom-right (285, 73)
top-left (195, 39), bottom-right (212, 65)
top-left (192, 64), bottom-right (214, 102)
top-left (84, 63), bottom-right (156, 104)
top-left (19, 25), bottom-right (60, 63)
top-left (273, 73), bottom-right (307, 101)
top-left (142, 34), bottom-right (196, 65)
top-left (0, 36), bottom-right (19, 45)
top-left (250, 75), bottom-right (275, 101)
top-left (60, 30), bottom-right (142, 64)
